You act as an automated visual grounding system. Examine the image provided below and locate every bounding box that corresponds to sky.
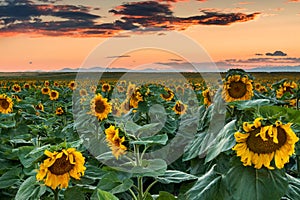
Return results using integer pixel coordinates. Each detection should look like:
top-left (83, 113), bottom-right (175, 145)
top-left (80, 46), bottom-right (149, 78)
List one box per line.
top-left (0, 0), bottom-right (300, 72)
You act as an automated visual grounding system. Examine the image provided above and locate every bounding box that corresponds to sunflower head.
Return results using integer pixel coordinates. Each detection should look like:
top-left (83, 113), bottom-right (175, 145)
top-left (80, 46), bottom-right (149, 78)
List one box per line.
top-left (12, 84), bottom-right (21, 93)
top-left (55, 107), bottom-right (64, 115)
top-left (49, 90), bottom-right (59, 100)
top-left (233, 118), bottom-right (299, 169)
top-left (203, 88), bottom-right (214, 107)
top-left (160, 87), bottom-right (174, 101)
top-left (36, 148), bottom-right (86, 190)
top-left (172, 101), bottom-right (187, 115)
top-left (0, 94), bottom-right (13, 114)
top-left (222, 70), bottom-right (254, 102)
top-left (90, 94), bottom-right (112, 121)
top-left (102, 83), bottom-right (111, 92)
top-left (41, 87), bottom-right (50, 95)
top-left (35, 103), bottom-right (44, 111)
top-left (104, 126), bottom-right (127, 159)
top-left (276, 81), bottom-right (297, 99)
top-left (23, 83), bottom-right (30, 89)
top-left (79, 89), bottom-right (88, 97)
top-left (68, 81), bottom-right (76, 90)
top-left (44, 81), bottom-right (50, 87)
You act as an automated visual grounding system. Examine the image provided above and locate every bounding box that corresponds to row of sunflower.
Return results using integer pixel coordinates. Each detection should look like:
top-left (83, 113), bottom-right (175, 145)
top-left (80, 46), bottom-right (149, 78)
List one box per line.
top-left (0, 69), bottom-right (300, 199)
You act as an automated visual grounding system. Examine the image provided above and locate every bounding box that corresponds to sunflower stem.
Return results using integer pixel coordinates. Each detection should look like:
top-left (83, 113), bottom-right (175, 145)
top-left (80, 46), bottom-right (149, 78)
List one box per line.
top-left (52, 188), bottom-right (59, 200)
top-left (137, 176), bottom-right (144, 200)
top-left (297, 155), bottom-right (300, 177)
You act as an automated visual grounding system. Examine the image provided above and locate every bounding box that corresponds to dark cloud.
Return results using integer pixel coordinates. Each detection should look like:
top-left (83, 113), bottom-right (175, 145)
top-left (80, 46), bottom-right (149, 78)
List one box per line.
top-left (109, 1), bottom-right (173, 16)
top-left (255, 53), bottom-right (263, 56)
top-left (106, 55), bottom-right (131, 58)
top-left (265, 50), bottom-right (287, 56)
top-left (0, 0), bottom-right (260, 37)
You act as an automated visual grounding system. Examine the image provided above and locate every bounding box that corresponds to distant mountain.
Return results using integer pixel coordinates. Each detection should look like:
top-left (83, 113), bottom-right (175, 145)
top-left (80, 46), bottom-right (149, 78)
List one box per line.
top-left (246, 66), bottom-right (300, 72)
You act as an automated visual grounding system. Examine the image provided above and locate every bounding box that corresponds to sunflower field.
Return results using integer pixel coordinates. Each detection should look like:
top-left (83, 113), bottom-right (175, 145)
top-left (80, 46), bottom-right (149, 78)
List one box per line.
top-left (1, 69), bottom-right (300, 200)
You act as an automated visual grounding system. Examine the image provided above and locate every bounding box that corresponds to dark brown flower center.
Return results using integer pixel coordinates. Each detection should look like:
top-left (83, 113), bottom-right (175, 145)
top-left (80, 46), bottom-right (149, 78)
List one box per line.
top-left (284, 86), bottom-right (293, 94)
top-left (246, 127), bottom-right (287, 154)
top-left (43, 88), bottom-right (49, 93)
top-left (162, 90), bottom-right (172, 99)
top-left (103, 84), bottom-right (110, 91)
top-left (49, 154), bottom-right (74, 175)
top-left (0, 99), bottom-right (9, 109)
top-left (95, 99), bottom-right (106, 113)
top-left (228, 81), bottom-right (247, 98)
top-left (51, 92), bottom-right (57, 98)
top-left (175, 103), bottom-right (184, 112)
top-left (14, 86), bottom-right (20, 91)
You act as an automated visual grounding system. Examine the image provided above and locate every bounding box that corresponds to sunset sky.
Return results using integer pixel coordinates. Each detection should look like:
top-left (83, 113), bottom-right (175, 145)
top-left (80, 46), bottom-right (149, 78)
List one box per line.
top-left (0, 0), bottom-right (300, 72)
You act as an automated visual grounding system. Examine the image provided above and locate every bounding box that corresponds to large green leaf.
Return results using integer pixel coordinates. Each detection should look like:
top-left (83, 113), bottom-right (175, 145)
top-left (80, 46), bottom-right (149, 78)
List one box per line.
top-left (259, 105), bottom-right (300, 124)
top-left (96, 189), bottom-right (119, 200)
top-left (225, 162), bottom-right (288, 200)
top-left (284, 174), bottom-right (300, 199)
top-left (64, 186), bottom-right (86, 200)
top-left (15, 176), bottom-right (46, 200)
top-left (186, 164), bottom-right (225, 200)
top-left (156, 191), bottom-right (176, 200)
top-left (130, 134), bottom-right (168, 145)
top-left (131, 159), bottom-right (167, 177)
top-left (156, 170), bottom-right (197, 184)
top-left (17, 145), bottom-right (49, 168)
top-left (0, 167), bottom-right (22, 189)
top-left (182, 132), bottom-right (206, 161)
top-left (228, 99), bottom-right (273, 110)
top-left (205, 120), bottom-right (236, 163)
top-left (97, 172), bottom-right (133, 194)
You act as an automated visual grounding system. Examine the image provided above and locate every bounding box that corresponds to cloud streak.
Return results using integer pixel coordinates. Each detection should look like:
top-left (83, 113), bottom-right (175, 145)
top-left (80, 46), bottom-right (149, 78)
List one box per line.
top-left (0, 0), bottom-right (260, 37)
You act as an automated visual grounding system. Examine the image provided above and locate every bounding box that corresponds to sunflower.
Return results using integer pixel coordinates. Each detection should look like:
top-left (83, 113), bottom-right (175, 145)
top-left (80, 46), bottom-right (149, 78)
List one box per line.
top-left (130, 91), bottom-right (143, 108)
top-left (172, 101), bottom-right (187, 115)
top-left (90, 94), bottom-right (112, 121)
top-left (44, 81), bottom-right (50, 87)
top-left (55, 107), bottom-right (64, 115)
top-left (126, 83), bottom-right (136, 97)
top-left (12, 84), bottom-right (21, 93)
top-left (232, 118), bottom-right (299, 169)
top-left (23, 83), bottom-right (30, 89)
top-left (160, 87), bottom-right (174, 101)
top-left (11, 94), bottom-right (21, 102)
top-left (41, 87), bottom-right (50, 95)
top-left (35, 103), bottom-right (44, 111)
top-left (276, 81), bottom-right (297, 99)
top-left (36, 148), bottom-right (86, 190)
top-left (49, 90), bottom-right (59, 101)
top-left (202, 88), bottom-right (214, 107)
top-left (0, 94), bottom-right (13, 114)
top-left (105, 126), bottom-right (127, 159)
top-left (79, 89), bottom-right (88, 97)
top-left (222, 75), bottom-right (253, 102)
top-left (102, 83), bottom-right (111, 93)
top-left (68, 81), bottom-right (76, 90)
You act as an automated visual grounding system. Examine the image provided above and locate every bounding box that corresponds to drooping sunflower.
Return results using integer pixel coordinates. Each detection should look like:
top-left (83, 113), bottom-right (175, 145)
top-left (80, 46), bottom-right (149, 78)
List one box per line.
top-left (55, 107), bottom-right (64, 115)
top-left (41, 87), bottom-right (50, 95)
top-left (35, 103), bottom-right (44, 111)
top-left (222, 74), bottom-right (253, 102)
top-left (49, 90), bottom-right (59, 100)
top-left (90, 94), bottom-right (112, 121)
top-left (276, 81), bottom-right (297, 99)
top-left (12, 84), bottom-right (21, 93)
top-left (0, 94), bottom-right (13, 114)
top-left (105, 126), bottom-right (127, 159)
top-left (172, 101), bottom-right (187, 115)
top-left (160, 87), bottom-right (174, 101)
top-left (129, 91), bottom-right (143, 108)
top-left (232, 118), bottom-right (299, 169)
top-left (202, 88), bottom-right (214, 107)
top-left (102, 83), bottom-right (111, 93)
top-left (36, 148), bottom-right (86, 190)
top-left (68, 81), bottom-right (76, 90)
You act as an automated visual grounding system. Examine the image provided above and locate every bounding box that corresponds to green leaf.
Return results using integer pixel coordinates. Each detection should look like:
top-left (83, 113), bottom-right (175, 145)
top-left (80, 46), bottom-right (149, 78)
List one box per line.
top-left (131, 159), bottom-right (167, 177)
top-left (156, 191), bottom-right (176, 200)
top-left (259, 105), bottom-right (300, 124)
top-left (17, 145), bottom-right (49, 168)
top-left (225, 162), bottom-right (288, 200)
top-left (0, 119), bottom-right (16, 128)
top-left (15, 176), bottom-right (43, 200)
top-left (228, 99), bottom-right (273, 110)
top-left (205, 120), bottom-right (236, 163)
top-left (182, 132), bottom-right (206, 161)
top-left (186, 165), bottom-right (224, 200)
top-left (96, 189), bottom-right (119, 200)
top-left (97, 172), bottom-right (133, 194)
top-left (0, 167), bottom-right (22, 189)
top-left (285, 174), bottom-right (300, 199)
top-left (156, 170), bottom-right (197, 184)
top-left (64, 186), bottom-right (86, 200)
top-left (131, 134), bottom-right (168, 145)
